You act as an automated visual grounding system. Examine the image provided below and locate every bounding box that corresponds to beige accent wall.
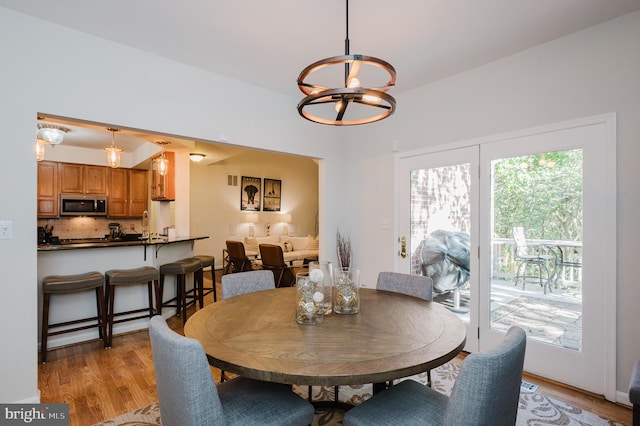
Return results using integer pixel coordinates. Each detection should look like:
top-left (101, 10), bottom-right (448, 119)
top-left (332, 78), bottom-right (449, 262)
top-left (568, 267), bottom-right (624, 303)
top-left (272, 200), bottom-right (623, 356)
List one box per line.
top-left (189, 150), bottom-right (319, 267)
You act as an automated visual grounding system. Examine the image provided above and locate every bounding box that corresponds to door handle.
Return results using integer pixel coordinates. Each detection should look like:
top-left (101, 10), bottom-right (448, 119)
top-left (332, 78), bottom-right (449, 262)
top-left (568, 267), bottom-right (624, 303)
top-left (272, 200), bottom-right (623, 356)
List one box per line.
top-left (398, 236), bottom-right (407, 259)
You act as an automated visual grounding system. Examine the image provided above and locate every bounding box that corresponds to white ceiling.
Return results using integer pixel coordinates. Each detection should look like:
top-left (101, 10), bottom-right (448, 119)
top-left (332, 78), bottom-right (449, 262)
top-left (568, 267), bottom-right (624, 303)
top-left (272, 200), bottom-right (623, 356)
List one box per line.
top-left (6, 0), bottom-right (640, 155)
top-left (35, 114), bottom-right (246, 164)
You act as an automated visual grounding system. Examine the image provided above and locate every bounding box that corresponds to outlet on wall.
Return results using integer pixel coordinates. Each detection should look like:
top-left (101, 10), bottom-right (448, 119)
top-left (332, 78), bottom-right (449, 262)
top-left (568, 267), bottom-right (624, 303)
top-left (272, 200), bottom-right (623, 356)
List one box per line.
top-left (0, 220), bottom-right (13, 239)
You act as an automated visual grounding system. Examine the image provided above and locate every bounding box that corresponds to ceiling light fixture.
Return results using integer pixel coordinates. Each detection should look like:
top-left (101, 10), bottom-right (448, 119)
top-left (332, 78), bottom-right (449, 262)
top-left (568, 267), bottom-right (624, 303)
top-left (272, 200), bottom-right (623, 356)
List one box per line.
top-left (297, 0), bottom-right (396, 126)
top-left (189, 153), bottom-right (206, 162)
top-left (104, 128), bottom-right (123, 168)
top-left (37, 124), bottom-right (69, 145)
top-left (154, 141), bottom-right (170, 176)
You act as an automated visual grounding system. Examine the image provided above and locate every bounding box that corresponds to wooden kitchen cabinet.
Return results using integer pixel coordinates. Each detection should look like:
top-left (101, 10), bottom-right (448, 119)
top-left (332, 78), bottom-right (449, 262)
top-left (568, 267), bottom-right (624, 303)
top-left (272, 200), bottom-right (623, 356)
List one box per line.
top-left (151, 151), bottom-right (175, 201)
top-left (129, 169), bottom-right (149, 216)
top-left (59, 163), bottom-right (108, 195)
top-left (108, 168), bottom-right (148, 217)
top-left (37, 161), bottom-right (59, 218)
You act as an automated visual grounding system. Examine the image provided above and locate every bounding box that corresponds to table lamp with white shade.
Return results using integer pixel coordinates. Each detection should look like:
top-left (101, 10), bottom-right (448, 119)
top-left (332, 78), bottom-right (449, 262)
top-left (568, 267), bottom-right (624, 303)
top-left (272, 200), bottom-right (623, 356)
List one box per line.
top-left (281, 214), bottom-right (292, 236)
top-left (244, 213), bottom-right (259, 237)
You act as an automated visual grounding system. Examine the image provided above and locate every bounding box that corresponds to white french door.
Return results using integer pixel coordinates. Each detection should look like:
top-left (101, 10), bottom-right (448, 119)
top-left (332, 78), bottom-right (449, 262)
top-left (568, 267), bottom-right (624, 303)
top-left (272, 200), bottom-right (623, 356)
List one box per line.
top-left (395, 114), bottom-right (616, 398)
top-left (396, 146), bottom-right (480, 353)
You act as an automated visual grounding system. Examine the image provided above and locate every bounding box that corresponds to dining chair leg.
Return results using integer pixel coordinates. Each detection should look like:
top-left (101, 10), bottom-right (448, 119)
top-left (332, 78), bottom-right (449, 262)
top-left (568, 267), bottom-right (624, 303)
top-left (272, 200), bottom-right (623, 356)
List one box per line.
top-left (373, 382), bottom-right (387, 394)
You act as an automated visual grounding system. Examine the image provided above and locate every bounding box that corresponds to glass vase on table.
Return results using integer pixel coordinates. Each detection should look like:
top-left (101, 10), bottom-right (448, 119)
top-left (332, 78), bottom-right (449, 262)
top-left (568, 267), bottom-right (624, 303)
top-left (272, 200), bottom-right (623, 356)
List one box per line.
top-left (308, 261), bottom-right (333, 315)
top-left (295, 272), bottom-right (324, 325)
top-left (333, 267), bottom-right (360, 314)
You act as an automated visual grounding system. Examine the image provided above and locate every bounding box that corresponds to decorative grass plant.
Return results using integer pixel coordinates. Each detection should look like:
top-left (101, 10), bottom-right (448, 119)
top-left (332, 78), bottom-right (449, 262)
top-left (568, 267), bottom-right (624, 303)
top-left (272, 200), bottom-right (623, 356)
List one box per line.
top-left (336, 229), bottom-right (352, 269)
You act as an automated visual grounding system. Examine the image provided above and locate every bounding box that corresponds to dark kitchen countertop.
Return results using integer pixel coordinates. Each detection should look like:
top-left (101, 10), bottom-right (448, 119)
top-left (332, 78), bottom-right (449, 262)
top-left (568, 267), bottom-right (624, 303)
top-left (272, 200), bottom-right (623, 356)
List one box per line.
top-left (37, 235), bottom-right (208, 251)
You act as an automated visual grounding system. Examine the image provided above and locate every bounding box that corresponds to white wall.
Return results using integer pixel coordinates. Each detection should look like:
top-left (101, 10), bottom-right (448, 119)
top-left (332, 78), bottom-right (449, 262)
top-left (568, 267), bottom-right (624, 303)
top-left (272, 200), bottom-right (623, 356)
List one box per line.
top-left (190, 150), bottom-right (319, 267)
top-left (347, 11), bottom-right (640, 398)
top-left (0, 8), bottom-right (341, 403)
top-left (3, 5), bottom-right (639, 404)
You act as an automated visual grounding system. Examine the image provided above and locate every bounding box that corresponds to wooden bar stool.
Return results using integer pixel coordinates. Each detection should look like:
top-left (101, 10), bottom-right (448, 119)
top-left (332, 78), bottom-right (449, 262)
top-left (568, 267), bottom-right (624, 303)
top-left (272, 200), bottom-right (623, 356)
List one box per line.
top-left (193, 255), bottom-right (216, 303)
top-left (159, 258), bottom-right (202, 324)
top-left (105, 266), bottom-right (159, 348)
top-left (40, 271), bottom-right (105, 363)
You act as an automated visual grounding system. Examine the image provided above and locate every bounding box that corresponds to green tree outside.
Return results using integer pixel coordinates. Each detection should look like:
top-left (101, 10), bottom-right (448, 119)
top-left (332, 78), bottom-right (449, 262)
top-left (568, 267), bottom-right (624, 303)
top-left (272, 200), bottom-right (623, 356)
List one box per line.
top-left (492, 149), bottom-right (583, 241)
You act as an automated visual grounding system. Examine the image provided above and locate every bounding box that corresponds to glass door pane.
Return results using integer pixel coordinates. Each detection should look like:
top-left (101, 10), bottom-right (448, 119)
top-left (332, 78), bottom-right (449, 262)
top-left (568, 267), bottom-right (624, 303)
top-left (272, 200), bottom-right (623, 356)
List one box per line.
top-left (489, 149), bottom-right (583, 350)
top-left (397, 146), bottom-right (479, 352)
top-left (410, 164), bottom-right (472, 316)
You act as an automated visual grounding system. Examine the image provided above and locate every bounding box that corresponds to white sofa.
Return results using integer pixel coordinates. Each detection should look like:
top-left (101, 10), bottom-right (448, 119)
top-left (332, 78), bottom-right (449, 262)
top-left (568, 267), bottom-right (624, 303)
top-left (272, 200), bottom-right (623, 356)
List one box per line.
top-left (244, 235), bottom-right (319, 265)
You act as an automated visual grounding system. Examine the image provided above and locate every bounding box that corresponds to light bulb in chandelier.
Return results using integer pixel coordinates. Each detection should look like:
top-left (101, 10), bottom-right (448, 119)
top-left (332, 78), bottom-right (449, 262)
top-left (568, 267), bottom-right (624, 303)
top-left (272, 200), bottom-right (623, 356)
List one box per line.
top-left (347, 77), bottom-right (360, 88)
top-left (362, 94), bottom-right (381, 104)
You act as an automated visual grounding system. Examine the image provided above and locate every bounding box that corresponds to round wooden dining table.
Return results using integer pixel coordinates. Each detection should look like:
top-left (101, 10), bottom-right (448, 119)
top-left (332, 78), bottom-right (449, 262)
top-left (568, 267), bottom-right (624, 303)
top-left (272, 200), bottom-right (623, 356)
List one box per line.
top-left (184, 287), bottom-right (466, 387)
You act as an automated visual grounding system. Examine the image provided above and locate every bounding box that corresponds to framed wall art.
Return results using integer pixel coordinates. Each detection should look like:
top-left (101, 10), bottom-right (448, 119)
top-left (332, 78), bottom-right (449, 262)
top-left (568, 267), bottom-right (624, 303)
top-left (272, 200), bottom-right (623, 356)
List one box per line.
top-left (263, 178), bottom-right (282, 212)
top-left (241, 176), bottom-right (261, 211)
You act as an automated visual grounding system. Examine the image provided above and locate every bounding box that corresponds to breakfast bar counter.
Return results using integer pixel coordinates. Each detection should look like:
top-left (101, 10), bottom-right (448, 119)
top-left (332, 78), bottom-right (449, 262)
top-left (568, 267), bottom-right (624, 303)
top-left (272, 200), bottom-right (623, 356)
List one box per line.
top-left (37, 235), bottom-right (208, 257)
top-left (37, 235), bottom-right (209, 350)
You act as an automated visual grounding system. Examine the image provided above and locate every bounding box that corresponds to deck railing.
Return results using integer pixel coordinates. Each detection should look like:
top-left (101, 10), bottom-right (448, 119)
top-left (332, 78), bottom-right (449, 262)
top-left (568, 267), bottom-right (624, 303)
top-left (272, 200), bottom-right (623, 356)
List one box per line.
top-left (411, 237), bottom-right (582, 286)
top-left (492, 238), bottom-right (582, 285)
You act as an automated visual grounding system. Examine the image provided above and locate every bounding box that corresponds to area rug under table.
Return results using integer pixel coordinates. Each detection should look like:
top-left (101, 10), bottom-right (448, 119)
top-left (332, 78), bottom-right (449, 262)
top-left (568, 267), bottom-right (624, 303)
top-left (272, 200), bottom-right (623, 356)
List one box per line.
top-left (94, 358), bottom-right (621, 426)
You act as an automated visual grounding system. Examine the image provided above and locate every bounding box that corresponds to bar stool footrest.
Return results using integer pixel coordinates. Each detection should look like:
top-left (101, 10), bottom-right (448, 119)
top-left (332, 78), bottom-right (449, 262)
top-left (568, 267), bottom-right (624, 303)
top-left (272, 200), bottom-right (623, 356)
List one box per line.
top-left (47, 317), bottom-right (103, 335)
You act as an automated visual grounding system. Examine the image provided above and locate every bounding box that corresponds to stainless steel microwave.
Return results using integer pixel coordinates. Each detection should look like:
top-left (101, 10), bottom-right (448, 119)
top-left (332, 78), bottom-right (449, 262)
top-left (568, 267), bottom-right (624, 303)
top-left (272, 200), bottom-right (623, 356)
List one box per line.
top-left (60, 194), bottom-right (107, 216)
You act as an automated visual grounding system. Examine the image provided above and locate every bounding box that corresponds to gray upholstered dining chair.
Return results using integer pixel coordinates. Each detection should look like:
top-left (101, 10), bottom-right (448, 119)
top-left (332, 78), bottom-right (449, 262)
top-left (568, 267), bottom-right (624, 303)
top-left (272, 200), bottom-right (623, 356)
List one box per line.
top-left (221, 270), bottom-right (275, 299)
top-left (343, 326), bottom-right (527, 426)
top-left (376, 271), bottom-right (434, 387)
top-left (219, 270), bottom-right (276, 381)
top-left (148, 315), bottom-right (315, 426)
top-left (376, 271), bottom-right (433, 301)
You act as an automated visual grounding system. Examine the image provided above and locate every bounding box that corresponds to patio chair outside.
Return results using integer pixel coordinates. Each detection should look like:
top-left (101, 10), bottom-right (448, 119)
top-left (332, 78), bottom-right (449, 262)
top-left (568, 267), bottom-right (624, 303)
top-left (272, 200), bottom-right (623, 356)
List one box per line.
top-left (512, 226), bottom-right (555, 293)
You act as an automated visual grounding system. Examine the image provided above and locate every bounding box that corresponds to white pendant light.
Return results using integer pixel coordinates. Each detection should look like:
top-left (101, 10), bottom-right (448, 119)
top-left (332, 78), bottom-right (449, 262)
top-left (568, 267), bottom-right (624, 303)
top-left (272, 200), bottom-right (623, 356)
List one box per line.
top-left (104, 128), bottom-right (123, 168)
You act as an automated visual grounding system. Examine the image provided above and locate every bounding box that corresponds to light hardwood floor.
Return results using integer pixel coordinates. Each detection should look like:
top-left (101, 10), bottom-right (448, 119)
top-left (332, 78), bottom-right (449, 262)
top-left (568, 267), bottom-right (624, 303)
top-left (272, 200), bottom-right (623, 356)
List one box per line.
top-left (37, 270), bottom-right (632, 426)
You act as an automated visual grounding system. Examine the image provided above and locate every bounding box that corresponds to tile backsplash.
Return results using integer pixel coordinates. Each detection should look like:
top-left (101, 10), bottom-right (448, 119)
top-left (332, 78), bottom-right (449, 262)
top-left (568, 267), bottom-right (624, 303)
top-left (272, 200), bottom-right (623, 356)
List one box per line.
top-left (37, 217), bottom-right (145, 240)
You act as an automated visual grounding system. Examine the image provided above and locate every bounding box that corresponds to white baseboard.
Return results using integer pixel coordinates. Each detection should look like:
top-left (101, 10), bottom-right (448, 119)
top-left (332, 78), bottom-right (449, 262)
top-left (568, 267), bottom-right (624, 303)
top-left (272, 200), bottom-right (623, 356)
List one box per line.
top-left (14, 390), bottom-right (40, 404)
top-left (616, 390), bottom-right (631, 407)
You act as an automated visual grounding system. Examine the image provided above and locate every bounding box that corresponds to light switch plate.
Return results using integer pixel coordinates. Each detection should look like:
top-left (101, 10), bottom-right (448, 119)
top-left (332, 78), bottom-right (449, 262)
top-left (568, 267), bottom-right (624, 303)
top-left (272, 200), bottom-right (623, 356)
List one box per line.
top-left (0, 220), bottom-right (13, 239)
